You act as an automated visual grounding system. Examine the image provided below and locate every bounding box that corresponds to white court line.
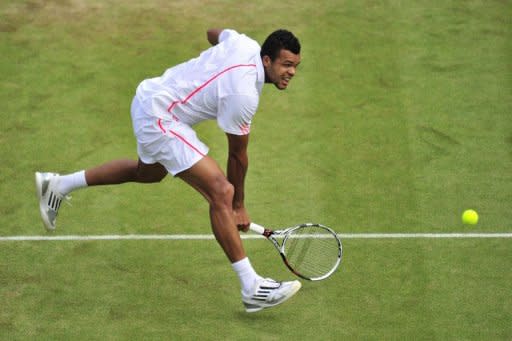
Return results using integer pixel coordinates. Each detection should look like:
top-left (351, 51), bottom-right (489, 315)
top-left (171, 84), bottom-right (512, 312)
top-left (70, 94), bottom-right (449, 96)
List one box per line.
top-left (0, 233), bottom-right (511, 241)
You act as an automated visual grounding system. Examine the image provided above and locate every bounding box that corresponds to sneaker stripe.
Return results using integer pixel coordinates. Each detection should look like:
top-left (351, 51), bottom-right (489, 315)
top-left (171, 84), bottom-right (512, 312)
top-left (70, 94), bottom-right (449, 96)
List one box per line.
top-left (46, 191), bottom-right (63, 211)
top-left (51, 193), bottom-right (57, 210)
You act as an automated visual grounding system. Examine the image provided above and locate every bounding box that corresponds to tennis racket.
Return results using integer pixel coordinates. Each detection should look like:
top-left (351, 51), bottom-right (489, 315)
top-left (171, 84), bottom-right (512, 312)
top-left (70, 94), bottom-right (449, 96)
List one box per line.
top-left (249, 222), bottom-right (342, 281)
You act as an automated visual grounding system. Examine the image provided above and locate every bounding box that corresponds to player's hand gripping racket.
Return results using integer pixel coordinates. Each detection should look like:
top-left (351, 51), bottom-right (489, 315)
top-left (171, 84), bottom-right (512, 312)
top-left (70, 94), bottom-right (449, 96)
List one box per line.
top-left (249, 222), bottom-right (342, 281)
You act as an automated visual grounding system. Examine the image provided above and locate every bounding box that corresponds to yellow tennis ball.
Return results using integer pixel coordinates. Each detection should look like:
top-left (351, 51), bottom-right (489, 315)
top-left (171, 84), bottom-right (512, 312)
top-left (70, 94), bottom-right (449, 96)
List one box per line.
top-left (462, 209), bottom-right (478, 225)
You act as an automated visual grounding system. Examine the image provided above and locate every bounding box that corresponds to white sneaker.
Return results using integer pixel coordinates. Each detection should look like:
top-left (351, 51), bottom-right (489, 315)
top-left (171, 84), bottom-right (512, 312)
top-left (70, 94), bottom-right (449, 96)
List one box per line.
top-left (35, 172), bottom-right (69, 231)
top-left (242, 278), bottom-right (301, 313)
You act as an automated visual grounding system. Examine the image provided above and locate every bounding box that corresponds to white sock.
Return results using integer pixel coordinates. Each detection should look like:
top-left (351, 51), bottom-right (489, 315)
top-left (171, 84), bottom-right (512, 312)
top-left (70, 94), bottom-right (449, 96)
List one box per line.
top-left (58, 170), bottom-right (88, 195)
top-left (232, 257), bottom-right (261, 295)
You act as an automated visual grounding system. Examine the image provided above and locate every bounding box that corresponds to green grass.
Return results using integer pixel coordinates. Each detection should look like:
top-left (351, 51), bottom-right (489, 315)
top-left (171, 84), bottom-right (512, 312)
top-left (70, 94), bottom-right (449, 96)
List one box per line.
top-left (2, 239), bottom-right (511, 340)
top-left (1, 0), bottom-right (511, 339)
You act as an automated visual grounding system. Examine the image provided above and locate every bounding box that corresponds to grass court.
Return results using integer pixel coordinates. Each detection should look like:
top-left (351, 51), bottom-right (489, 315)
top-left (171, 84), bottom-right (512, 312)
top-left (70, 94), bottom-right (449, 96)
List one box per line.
top-left (1, 0), bottom-right (511, 339)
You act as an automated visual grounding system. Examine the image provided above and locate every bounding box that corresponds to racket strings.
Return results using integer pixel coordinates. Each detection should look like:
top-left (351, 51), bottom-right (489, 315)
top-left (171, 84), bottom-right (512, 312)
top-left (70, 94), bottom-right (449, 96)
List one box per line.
top-left (283, 227), bottom-right (340, 279)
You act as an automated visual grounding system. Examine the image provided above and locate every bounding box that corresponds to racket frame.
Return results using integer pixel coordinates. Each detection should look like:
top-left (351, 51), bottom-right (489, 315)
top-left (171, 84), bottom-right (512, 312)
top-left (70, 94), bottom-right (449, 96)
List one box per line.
top-left (249, 222), bottom-right (342, 281)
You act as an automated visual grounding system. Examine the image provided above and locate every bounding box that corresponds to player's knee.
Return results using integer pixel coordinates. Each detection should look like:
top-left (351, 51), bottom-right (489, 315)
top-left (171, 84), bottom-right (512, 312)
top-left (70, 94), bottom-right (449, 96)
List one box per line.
top-left (210, 178), bottom-right (234, 207)
top-left (135, 171), bottom-right (164, 183)
top-left (136, 163), bottom-right (167, 183)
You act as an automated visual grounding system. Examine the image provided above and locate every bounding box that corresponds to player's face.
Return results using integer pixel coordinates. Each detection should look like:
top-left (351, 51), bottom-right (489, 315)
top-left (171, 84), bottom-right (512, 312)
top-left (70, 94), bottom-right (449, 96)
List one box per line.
top-left (263, 49), bottom-right (301, 90)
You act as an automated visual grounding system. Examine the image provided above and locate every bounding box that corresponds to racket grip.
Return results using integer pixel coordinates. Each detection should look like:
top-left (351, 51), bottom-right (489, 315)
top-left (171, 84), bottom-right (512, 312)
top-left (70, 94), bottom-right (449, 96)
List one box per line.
top-left (249, 222), bottom-right (266, 235)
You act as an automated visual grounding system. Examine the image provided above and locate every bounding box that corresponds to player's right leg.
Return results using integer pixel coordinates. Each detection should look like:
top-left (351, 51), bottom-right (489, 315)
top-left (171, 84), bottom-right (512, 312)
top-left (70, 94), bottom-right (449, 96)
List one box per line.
top-left (177, 155), bottom-right (246, 262)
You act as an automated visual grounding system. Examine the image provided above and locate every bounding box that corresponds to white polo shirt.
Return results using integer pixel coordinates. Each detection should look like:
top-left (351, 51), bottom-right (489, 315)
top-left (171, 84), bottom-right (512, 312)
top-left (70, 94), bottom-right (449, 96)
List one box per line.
top-left (135, 29), bottom-right (264, 135)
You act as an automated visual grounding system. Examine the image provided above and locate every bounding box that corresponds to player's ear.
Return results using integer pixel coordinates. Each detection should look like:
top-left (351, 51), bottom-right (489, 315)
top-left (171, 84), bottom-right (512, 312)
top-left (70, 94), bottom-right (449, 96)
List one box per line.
top-left (262, 55), bottom-right (272, 67)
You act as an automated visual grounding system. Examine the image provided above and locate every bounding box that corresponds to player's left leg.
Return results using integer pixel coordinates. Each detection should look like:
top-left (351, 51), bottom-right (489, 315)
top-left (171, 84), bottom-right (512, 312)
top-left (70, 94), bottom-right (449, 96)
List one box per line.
top-left (84, 158), bottom-right (167, 186)
top-left (35, 159), bottom-right (167, 231)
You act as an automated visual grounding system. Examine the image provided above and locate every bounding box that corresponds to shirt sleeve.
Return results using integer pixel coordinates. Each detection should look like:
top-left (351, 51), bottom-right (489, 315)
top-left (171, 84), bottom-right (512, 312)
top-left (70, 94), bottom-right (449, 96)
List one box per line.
top-left (217, 94), bottom-right (259, 135)
top-left (219, 29), bottom-right (239, 43)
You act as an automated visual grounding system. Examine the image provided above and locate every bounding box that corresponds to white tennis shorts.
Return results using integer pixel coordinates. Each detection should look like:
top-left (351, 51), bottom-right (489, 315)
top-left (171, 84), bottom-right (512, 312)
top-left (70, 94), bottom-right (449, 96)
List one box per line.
top-left (130, 96), bottom-right (209, 176)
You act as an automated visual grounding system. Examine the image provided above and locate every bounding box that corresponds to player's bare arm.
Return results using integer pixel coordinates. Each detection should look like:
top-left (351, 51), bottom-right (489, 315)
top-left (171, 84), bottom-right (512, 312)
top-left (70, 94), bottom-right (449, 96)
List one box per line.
top-left (207, 28), bottom-right (223, 46)
top-left (226, 133), bottom-right (250, 231)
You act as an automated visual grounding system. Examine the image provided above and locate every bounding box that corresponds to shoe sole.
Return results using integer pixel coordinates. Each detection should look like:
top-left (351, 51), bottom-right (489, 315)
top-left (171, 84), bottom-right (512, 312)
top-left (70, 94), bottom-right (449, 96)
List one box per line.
top-left (244, 281), bottom-right (302, 313)
top-left (35, 172), bottom-right (55, 231)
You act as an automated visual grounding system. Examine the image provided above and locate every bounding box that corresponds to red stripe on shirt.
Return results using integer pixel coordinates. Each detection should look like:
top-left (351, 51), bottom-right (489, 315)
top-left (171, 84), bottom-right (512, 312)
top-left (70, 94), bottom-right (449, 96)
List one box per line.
top-left (167, 64), bottom-right (257, 112)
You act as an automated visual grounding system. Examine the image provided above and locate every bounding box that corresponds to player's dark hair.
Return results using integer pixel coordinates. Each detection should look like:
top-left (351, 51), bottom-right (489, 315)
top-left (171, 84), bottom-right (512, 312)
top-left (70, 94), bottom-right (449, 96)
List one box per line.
top-left (260, 29), bottom-right (301, 60)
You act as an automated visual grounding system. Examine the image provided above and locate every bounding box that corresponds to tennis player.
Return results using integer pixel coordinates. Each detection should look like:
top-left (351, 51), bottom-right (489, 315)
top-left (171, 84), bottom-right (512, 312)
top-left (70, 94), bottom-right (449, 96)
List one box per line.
top-left (36, 28), bottom-right (301, 312)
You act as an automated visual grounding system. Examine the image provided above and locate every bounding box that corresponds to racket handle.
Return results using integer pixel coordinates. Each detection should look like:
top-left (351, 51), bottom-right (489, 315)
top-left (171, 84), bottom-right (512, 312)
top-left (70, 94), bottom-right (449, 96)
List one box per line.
top-left (249, 222), bottom-right (266, 235)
